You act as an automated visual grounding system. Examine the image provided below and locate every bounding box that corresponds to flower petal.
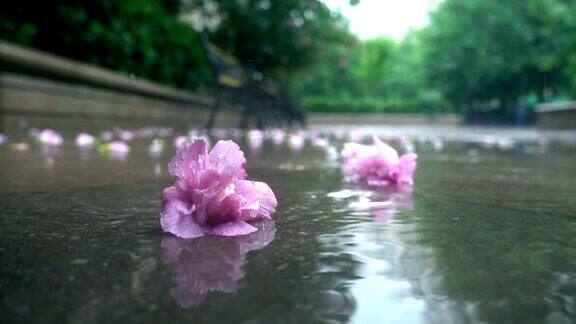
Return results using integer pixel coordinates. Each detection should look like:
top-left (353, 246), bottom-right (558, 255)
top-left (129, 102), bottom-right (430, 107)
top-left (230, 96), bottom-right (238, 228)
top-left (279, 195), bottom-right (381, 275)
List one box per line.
top-left (162, 186), bottom-right (180, 200)
top-left (398, 153), bottom-right (418, 185)
top-left (168, 139), bottom-right (207, 178)
top-left (342, 142), bottom-right (377, 161)
top-left (161, 197), bottom-right (207, 238)
top-left (210, 220), bottom-right (257, 236)
top-left (373, 136), bottom-right (400, 165)
top-left (234, 180), bottom-right (278, 221)
top-left (209, 140), bottom-right (246, 179)
top-left (205, 194), bottom-right (241, 226)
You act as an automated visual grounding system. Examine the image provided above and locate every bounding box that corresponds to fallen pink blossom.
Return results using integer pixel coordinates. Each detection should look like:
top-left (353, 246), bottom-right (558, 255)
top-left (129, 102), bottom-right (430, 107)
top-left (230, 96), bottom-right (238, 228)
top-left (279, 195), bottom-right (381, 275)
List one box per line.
top-left (160, 139), bottom-right (277, 238)
top-left (270, 129), bottom-right (285, 146)
top-left (342, 136), bottom-right (418, 186)
top-left (38, 129), bottom-right (63, 146)
top-left (288, 133), bottom-right (305, 151)
top-left (109, 141), bottom-right (130, 154)
top-left (174, 136), bottom-right (189, 149)
top-left (103, 141), bottom-right (130, 160)
top-left (247, 130), bottom-right (264, 150)
top-left (75, 133), bottom-right (95, 147)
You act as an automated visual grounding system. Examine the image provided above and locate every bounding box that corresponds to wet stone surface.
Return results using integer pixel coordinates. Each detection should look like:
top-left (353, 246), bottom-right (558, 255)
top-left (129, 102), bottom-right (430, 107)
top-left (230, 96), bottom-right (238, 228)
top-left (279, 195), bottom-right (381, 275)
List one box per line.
top-left (1, 122), bottom-right (576, 323)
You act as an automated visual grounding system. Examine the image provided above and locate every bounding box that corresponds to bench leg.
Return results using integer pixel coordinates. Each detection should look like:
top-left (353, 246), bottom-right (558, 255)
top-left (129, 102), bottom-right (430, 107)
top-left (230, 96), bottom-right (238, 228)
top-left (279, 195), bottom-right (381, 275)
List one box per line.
top-left (256, 111), bottom-right (264, 130)
top-left (206, 96), bottom-right (222, 129)
top-left (239, 103), bottom-right (251, 129)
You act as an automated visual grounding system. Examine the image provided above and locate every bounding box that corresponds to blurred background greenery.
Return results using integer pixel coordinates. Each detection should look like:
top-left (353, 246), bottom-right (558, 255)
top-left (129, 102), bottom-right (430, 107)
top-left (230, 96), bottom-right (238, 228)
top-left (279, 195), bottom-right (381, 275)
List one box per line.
top-left (1, 0), bottom-right (575, 123)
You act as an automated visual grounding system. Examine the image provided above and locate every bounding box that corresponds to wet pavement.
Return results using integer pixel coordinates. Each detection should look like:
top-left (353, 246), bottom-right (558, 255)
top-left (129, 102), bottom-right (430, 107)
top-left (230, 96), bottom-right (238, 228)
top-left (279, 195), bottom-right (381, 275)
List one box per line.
top-left (1, 121), bottom-right (576, 323)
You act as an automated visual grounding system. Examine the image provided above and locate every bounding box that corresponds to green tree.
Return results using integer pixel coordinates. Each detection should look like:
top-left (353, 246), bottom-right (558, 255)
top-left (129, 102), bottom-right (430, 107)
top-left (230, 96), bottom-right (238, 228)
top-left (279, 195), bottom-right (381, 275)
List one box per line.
top-left (184, 0), bottom-right (354, 74)
top-left (420, 0), bottom-right (576, 114)
top-left (0, 0), bottom-right (211, 90)
top-left (286, 0), bottom-right (576, 116)
top-left (350, 37), bottom-right (396, 98)
top-left (526, 0), bottom-right (576, 98)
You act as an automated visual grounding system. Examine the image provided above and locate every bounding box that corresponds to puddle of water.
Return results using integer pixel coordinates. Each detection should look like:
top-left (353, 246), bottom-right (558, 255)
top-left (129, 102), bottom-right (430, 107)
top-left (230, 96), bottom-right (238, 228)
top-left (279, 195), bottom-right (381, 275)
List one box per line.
top-left (1, 120), bottom-right (576, 323)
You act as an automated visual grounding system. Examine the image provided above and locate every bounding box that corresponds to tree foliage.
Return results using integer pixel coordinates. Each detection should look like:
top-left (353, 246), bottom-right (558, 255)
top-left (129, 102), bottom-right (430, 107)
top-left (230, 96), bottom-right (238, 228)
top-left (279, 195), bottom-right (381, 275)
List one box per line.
top-left (1, 0), bottom-right (575, 117)
top-left (293, 0), bottom-right (576, 116)
top-left (183, 0), bottom-right (353, 74)
top-left (0, 0), bottom-right (211, 90)
top-left (420, 0), bottom-right (576, 112)
top-left (1, 0), bottom-right (355, 92)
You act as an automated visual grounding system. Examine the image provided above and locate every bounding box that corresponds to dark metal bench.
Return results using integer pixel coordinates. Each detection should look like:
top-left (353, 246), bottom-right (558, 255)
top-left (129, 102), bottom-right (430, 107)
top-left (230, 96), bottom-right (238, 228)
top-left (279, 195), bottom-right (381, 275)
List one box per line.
top-left (200, 35), bottom-right (305, 129)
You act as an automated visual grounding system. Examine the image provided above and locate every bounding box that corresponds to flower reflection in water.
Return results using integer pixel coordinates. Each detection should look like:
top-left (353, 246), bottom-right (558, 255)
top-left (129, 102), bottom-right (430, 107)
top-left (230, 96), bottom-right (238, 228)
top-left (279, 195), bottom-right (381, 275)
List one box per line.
top-left (327, 186), bottom-right (421, 322)
top-left (162, 219), bottom-right (276, 309)
top-left (366, 186), bottom-right (413, 222)
top-left (329, 185), bottom-right (413, 222)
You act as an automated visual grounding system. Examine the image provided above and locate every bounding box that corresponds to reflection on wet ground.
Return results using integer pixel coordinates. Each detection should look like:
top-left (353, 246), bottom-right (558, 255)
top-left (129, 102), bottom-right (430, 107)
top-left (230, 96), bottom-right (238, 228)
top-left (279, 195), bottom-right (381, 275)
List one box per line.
top-left (162, 220), bottom-right (276, 309)
top-left (1, 120), bottom-right (576, 323)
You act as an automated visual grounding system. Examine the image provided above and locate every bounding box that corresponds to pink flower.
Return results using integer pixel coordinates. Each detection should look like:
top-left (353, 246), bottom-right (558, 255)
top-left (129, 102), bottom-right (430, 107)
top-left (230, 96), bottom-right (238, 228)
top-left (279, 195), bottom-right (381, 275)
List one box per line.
top-left (0, 133), bottom-right (7, 145)
top-left (162, 219), bottom-right (275, 308)
top-left (174, 136), bottom-right (188, 149)
top-left (288, 133), bottom-right (305, 151)
top-left (102, 141), bottom-right (130, 160)
top-left (342, 136), bottom-right (418, 186)
top-left (270, 129), bottom-right (285, 146)
top-left (75, 133), bottom-right (94, 147)
top-left (38, 129), bottom-right (63, 146)
top-left (247, 130), bottom-right (264, 150)
top-left (160, 139), bottom-right (277, 238)
top-left (109, 141), bottom-right (130, 154)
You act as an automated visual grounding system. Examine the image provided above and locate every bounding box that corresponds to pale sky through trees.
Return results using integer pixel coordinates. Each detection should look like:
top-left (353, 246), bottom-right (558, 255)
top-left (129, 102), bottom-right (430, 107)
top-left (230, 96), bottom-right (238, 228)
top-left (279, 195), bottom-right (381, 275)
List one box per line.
top-left (322, 0), bottom-right (442, 40)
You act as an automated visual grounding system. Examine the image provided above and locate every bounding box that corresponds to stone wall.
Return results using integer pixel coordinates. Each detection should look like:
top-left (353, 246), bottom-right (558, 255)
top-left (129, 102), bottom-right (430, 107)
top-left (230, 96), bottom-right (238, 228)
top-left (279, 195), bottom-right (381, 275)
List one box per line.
top-left (0, 40), bottom-right (241, 130)
top-left (307, 113), bottom-right (459, 125)
top-left (536, 102), bottom-right (576, 130)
